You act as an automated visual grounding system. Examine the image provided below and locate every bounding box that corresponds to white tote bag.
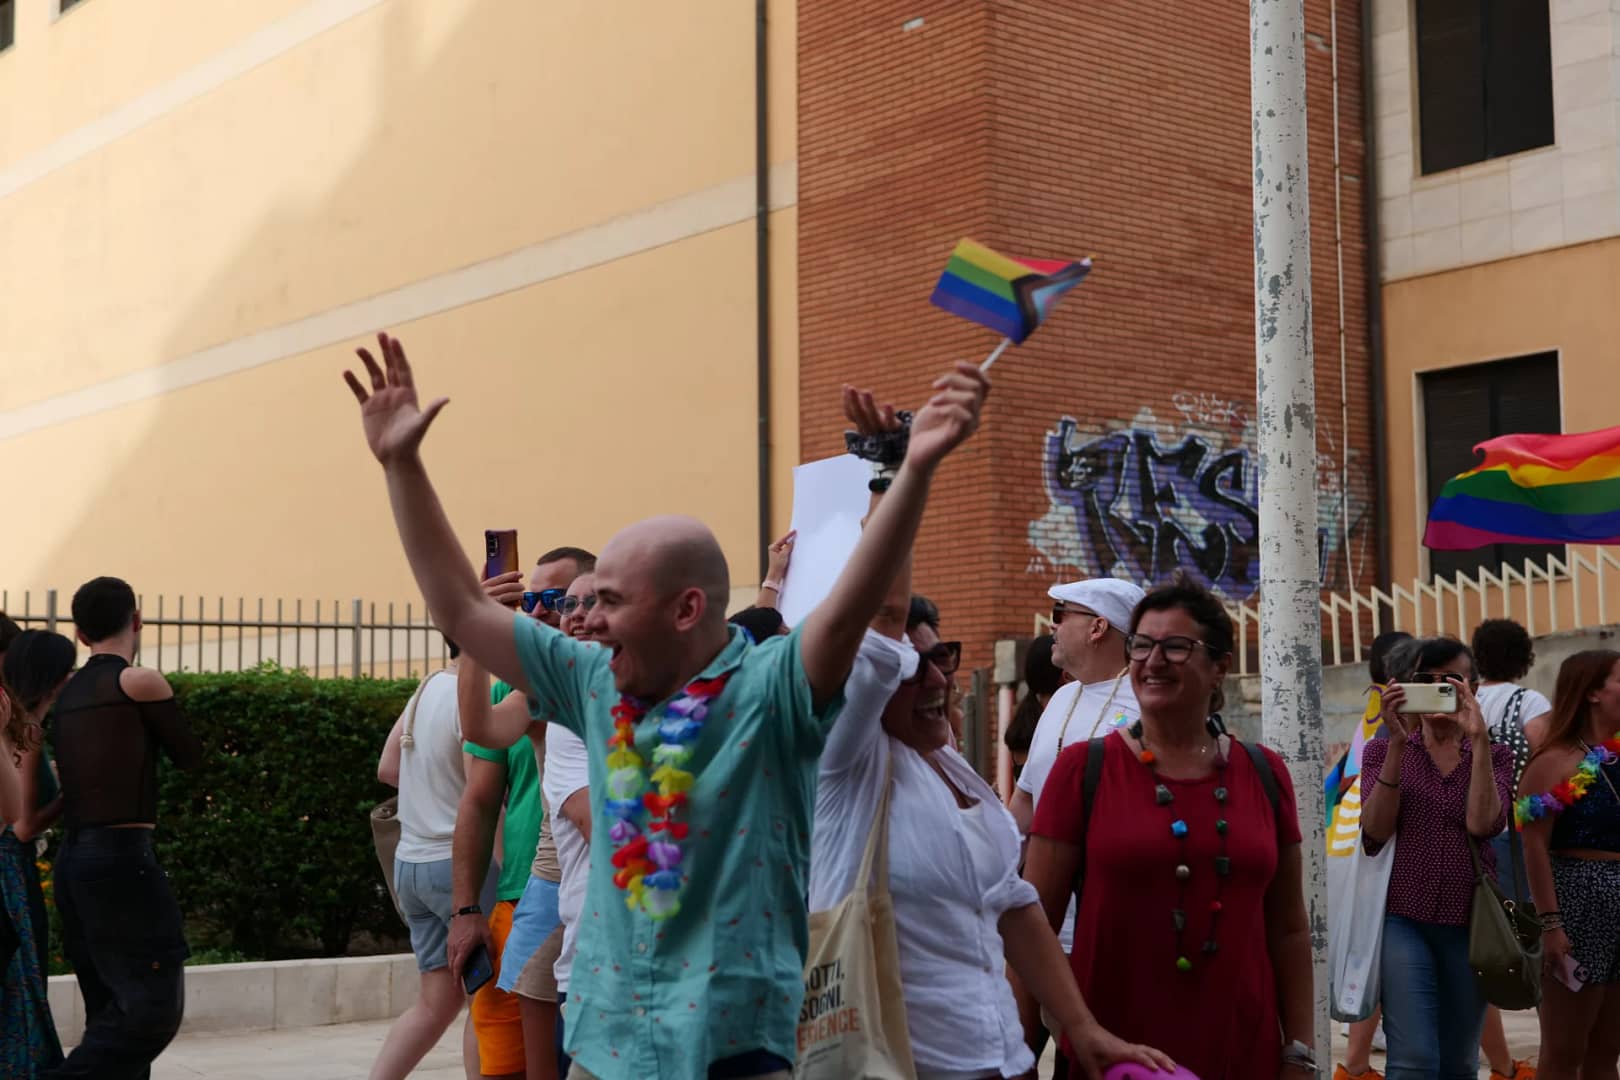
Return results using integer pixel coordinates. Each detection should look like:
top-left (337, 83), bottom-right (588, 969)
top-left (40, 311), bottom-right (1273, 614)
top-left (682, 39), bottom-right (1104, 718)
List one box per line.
top-left (794, 757), bottom-right (916, 1080)
top-left (1328, 834), bottom-right (1396, 1022)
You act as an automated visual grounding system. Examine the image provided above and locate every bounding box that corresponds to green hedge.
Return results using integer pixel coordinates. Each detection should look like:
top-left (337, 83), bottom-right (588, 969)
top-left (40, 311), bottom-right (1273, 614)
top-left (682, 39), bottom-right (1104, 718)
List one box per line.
top-left (149, 666), bottom-right (420, 958)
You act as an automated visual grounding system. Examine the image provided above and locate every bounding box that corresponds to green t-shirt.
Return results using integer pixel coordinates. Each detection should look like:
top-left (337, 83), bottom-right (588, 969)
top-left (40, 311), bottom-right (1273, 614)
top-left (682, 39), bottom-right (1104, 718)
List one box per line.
top-left (463, 680), bottom-right (542, 903)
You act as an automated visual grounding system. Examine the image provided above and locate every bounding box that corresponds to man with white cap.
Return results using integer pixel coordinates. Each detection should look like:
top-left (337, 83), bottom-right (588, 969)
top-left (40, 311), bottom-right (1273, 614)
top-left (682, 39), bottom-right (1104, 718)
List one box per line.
top-left (1010, 577), bottom-right (1145, 852)
top-left (1009, 578), bottom-right (1144, 1072)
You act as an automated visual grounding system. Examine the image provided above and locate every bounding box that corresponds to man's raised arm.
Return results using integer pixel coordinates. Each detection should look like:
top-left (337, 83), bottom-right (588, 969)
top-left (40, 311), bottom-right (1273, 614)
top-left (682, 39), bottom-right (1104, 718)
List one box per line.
top-left (343, 332), bottom-right (531, 695)
top-left (800, 362), bottom-right (989, 707)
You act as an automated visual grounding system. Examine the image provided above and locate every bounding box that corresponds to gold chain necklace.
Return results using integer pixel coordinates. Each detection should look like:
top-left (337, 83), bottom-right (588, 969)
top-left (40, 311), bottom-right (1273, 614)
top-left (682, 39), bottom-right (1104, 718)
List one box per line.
top-left (1054, 667), bottom-right (1130, 755)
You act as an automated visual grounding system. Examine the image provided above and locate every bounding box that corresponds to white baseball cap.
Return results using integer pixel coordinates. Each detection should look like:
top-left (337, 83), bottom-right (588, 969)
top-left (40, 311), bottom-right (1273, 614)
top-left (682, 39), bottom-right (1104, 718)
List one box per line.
top-left (1047, 578), bottom-right (1146, 633)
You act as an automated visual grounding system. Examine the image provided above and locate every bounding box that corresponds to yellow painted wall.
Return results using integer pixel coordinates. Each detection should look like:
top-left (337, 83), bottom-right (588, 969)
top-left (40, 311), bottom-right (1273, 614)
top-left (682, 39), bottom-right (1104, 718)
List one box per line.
top-left (1380, 236), bottom-right (1620, 586)
top-left (0, 0), bottom-right (800, 612)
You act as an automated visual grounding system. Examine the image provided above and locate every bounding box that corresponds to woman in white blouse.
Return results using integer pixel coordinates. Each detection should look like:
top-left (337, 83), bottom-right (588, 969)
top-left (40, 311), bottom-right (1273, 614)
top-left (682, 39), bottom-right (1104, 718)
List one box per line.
top-left (809, 389), bottom-right (1170, 1080)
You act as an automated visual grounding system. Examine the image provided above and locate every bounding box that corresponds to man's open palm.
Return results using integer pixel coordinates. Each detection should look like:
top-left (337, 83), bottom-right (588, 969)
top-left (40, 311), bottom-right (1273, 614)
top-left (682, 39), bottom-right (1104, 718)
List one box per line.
top-left (343, 333), bottom-right (448, 465)
top-left (906, 361), bottom-right (990, 471)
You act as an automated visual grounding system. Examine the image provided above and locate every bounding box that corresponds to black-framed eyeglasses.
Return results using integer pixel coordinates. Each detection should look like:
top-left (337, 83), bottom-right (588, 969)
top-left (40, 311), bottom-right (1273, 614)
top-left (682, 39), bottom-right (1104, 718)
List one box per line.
top-left (556, 594), bottom-right (597, 617)
top-left (1126, 633), bottom-right (1219, 664)
top-left (522, 588), bottom-right (567, 614)
top-left (1409, 670), bottom-right (1479, 689)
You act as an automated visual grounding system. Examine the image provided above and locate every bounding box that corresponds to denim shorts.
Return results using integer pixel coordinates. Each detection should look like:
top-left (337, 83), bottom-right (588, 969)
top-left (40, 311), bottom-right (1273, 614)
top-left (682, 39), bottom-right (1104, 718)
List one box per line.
top-left (395, 857), bottom-right (455, 972)
top-left (499, 874), bottom-right (561, 996)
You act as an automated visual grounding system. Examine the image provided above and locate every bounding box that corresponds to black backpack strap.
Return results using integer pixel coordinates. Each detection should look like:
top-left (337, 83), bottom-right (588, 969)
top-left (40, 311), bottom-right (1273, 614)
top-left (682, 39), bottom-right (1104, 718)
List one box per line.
top-left (1075, 736), bottom-right (1108, 895)
top-left (1239, 740), bottom-right (1284, 843)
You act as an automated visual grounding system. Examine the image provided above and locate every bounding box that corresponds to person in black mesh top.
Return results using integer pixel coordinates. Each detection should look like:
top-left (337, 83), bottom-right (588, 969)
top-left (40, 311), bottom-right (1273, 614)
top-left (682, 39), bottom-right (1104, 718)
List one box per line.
top-left (43, 576), bottom-right (201, 1080)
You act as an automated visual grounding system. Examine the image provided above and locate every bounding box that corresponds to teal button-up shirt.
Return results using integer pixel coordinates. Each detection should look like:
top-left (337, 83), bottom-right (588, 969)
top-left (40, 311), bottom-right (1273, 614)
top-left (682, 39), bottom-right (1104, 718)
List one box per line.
top-left (513, 614), bottom-right (843, 1080)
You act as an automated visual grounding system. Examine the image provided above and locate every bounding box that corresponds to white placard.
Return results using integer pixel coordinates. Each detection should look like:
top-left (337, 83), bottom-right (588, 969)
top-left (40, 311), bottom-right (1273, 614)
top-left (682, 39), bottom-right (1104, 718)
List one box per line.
top-left (777, 454), bottom-right (871, 627)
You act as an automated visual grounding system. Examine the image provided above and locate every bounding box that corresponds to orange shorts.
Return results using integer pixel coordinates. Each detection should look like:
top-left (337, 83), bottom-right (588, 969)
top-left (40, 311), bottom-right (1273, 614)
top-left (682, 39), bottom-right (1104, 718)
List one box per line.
top-left (470, 899), bottom-right (524, 1075)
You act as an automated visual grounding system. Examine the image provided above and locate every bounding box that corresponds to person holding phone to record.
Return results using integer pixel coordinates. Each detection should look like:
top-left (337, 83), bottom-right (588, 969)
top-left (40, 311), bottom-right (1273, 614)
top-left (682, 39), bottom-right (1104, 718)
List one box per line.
top-left (1358, 637), bottom-right (1515, 1079)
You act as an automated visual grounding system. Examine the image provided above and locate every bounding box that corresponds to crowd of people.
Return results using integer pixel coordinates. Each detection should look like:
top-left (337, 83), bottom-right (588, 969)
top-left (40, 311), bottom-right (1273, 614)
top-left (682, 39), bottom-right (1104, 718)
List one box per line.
top-left (0, 329), bottom-right (1614, 1080)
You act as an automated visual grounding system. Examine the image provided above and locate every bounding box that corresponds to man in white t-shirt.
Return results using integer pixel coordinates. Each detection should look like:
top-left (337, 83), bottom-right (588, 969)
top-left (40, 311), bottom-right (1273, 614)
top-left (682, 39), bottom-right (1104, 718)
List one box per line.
top-left (1011, 579), bottom-right (1144, 830)
top-left (1009, 578), bottom-right (1143, 950)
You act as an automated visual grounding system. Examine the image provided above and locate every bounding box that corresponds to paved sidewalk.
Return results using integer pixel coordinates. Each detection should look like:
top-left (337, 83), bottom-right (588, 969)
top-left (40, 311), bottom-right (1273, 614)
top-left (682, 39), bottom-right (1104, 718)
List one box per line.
top-left (143, 1009), bottom-right (1542, 1078)
top-left (152, 1018), bottom-right (464, 1079)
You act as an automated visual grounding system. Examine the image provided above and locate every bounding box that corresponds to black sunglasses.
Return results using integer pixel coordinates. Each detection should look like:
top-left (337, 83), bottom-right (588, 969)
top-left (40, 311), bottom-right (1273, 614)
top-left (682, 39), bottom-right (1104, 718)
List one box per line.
top-left (927, 641), bottom-right (962, 676)
top-left (1409, 671), bottom-right (1479, 688)
top-left (1051, 603), bottom-right (1100, 627)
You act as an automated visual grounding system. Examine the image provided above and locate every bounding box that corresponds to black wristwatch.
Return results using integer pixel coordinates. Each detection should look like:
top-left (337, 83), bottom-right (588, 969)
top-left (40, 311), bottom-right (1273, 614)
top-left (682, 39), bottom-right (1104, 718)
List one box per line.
top-left (452, 904), bottom-right (483, 919)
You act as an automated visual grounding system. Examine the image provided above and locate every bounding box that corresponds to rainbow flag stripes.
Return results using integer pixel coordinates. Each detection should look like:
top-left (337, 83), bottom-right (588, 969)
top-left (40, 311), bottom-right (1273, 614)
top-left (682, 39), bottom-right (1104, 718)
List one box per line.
top-left (929, 239), bottom-right (1092, 344)
top-left (1423, 425), bottom-right (1620, 550)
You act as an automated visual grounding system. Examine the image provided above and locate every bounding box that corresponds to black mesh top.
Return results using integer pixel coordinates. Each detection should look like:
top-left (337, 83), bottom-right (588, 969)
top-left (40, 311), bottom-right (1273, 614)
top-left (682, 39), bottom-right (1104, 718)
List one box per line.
top-left (50, 654), bottom-right (203, 830)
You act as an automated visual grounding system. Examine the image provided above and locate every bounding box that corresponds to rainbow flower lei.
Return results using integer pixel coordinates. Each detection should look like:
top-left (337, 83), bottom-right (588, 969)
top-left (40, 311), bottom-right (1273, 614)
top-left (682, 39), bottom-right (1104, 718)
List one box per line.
top-left (604, 672), bottom-right (732, 919)
top-left (1514, 735), bottom-right (1620, 827)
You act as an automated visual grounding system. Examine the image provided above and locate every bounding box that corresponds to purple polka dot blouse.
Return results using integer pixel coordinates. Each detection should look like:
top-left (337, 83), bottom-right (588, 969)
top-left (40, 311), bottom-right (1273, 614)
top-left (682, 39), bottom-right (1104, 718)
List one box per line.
top-left (1360, 730), bottom-right (1514, 926)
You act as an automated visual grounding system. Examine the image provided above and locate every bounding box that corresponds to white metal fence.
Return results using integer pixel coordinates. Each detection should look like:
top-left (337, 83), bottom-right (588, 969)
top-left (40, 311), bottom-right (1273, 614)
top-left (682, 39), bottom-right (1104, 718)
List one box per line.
top-left (1, 589), bottom-right (449, 678)
top-left (1032, 546), bottom-right (1620, 676)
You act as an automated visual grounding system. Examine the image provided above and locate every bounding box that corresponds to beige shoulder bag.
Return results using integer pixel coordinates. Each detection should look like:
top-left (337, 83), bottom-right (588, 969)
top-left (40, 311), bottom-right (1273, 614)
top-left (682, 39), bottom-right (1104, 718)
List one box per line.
top-left (794, 751), bottom-right (916, 1079)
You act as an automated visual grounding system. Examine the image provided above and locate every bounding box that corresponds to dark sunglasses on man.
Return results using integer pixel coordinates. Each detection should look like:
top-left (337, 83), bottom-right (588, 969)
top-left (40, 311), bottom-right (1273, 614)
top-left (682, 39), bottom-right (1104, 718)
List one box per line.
top-left (1051, 602), bottom-right (1121, 634)
top-left (521, 588), bottom-right (567, 615)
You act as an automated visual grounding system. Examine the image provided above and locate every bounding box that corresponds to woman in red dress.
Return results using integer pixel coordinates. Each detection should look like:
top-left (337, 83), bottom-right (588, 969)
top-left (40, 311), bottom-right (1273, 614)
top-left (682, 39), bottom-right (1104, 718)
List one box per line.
top-left (1024, 578), bottom-right (1316, 1080)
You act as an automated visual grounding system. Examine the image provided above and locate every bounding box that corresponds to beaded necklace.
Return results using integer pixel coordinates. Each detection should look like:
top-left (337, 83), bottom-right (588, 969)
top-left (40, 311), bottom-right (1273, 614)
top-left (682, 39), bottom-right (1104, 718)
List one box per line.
top-left (1129, 720), bottom-right (1232, 972)
top-left (603, 671), bottom-right (734, 919)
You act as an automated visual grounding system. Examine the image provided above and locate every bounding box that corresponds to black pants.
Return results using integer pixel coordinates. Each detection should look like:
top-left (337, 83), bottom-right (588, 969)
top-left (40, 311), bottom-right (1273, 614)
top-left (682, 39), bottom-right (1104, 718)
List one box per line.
top-left (44, 828), bottom-right (187, 1080)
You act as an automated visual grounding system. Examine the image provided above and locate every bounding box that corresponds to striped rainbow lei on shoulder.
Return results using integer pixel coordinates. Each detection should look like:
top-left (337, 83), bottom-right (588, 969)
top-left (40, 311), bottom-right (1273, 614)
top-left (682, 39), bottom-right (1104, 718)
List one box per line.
top-left (1514, 735), bottom-right (1620, 827)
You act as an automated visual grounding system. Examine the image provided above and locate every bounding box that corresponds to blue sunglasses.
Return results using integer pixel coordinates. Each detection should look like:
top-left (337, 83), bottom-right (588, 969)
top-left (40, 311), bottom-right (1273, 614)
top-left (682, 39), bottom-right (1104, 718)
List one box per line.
top-left (521, 589), bottom-right (567, 614)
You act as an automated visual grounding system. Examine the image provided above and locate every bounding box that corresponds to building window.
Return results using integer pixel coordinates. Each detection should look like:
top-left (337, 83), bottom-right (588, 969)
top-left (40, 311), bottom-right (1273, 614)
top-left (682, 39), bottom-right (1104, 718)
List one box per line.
top-left (1, 0), bottom-right (14, 52)
top-left (1416, 0), bottom-right (1554, 175)
top-left (1422, 352), bottom-right (1562, 582)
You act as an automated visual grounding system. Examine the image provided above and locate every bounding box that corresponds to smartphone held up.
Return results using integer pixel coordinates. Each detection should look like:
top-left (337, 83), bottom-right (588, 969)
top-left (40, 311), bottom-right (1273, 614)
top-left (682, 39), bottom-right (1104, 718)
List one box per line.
top-left (1393, 681), bottom-right (1459, 714)
top-left (484, 529), bottom-right (519, 581)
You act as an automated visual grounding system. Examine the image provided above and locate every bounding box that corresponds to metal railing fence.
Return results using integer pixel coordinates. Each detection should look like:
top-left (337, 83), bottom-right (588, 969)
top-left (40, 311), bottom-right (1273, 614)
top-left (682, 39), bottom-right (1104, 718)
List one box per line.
top-left (1, 589), bottom-right (449, 678)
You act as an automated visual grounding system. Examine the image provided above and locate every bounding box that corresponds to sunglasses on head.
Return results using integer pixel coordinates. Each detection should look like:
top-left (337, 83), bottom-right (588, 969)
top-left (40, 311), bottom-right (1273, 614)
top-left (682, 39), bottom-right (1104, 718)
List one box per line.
top-left (1409, 670), bottom-right (1479, 688)
top-left (521, 588), bottom-right (567, 615)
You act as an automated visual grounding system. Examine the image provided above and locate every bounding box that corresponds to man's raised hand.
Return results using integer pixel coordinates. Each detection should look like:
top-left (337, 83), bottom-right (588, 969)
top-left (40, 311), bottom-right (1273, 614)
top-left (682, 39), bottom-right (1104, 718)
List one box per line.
top-left (841, 384), bottom-right (903, 436)
top-left (343, 333), bottom-right (449, 466)
top-left (904, 361), bottom-right (990, 472)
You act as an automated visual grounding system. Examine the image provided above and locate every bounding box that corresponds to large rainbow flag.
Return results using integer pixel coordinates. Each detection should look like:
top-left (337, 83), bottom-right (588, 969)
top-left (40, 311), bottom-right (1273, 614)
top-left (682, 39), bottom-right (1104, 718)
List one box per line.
top-left (929, 239), bottom-right (1092, 344)
top-left (1424, 425), bottom-right (1620, 550)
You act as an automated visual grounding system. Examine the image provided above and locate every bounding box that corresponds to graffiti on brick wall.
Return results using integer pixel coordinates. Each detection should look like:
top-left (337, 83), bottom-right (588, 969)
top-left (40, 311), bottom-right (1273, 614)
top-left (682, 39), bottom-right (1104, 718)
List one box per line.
top-left (1027, 405), bottom-right (1369, 600)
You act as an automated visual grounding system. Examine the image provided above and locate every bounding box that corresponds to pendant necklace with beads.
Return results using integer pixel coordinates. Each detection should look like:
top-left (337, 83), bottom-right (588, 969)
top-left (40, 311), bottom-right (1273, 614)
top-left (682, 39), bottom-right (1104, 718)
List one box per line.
top-left (1130, 719), bottom-right (1232, 972)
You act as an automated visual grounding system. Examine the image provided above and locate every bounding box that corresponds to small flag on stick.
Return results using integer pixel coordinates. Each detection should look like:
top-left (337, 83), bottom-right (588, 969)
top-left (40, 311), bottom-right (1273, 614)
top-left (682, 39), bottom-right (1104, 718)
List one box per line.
top-left (1423, 424), bottom-right (1620, 549)
top-left (929, 239), bottom-right (1092, 370)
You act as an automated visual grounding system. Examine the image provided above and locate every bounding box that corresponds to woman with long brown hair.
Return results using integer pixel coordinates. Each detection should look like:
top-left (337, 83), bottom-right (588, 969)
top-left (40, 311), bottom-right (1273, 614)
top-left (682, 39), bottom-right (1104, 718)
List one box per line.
top-left (1514, 649), bottom-right (1620, 1078)
top-left (0, 627), bottom-right (74, 1074)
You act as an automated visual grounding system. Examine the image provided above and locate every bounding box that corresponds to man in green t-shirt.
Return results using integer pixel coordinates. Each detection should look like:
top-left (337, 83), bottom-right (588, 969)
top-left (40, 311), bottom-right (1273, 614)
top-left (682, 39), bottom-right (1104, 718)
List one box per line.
top-left (450, 546), bottom-right (593, 1079)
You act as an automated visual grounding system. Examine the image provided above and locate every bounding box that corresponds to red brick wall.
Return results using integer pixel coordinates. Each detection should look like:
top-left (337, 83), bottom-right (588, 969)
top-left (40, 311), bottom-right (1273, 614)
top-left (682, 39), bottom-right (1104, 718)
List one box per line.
top-left (798, 1), bottom-right (1375, 695)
